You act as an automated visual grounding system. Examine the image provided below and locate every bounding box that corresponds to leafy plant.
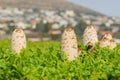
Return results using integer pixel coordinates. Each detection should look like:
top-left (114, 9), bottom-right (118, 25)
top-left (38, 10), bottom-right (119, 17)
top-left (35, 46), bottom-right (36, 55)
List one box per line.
top-left (0, 39), bottom-right (120, 80)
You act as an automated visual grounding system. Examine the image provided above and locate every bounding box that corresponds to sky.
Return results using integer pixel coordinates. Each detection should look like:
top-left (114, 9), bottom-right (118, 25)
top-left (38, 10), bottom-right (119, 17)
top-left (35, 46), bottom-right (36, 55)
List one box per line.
top-left (68, 0), bottom-right (120, 17)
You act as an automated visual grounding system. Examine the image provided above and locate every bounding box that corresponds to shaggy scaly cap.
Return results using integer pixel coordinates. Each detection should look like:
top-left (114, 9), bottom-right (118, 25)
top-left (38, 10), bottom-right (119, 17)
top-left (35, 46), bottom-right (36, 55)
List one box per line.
top-left (109, 39), bottom-right (116, 49)
top-left (99, 38), bottom-right (110, 48)
top-left (99, 33), bottom-right (116, 49)
top-left (102, 32), bottom-right (112, 40)
top-left (61, 27), bottom-right (80, 61)
top-left (83, 25), bottom-right (98, 45)
top-left (11, 28), bottom-right (26, 54)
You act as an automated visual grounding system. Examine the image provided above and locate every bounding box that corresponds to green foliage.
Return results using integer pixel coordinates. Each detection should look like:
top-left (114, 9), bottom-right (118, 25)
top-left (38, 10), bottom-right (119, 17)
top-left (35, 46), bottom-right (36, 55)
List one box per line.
top-left (0, 40), bottom-right (120, 80)
top-left (74, 21), bottom-right (87, 39)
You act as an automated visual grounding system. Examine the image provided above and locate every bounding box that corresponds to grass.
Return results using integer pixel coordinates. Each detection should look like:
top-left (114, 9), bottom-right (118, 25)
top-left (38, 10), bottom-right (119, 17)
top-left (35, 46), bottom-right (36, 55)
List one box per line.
top-left (0, 39), bottom-right (120, 80)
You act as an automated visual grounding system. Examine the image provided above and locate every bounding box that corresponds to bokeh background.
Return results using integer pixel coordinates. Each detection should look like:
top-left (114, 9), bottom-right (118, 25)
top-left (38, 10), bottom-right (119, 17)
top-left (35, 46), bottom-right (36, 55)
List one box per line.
top-left (0, 0), bottom-right (120, 42)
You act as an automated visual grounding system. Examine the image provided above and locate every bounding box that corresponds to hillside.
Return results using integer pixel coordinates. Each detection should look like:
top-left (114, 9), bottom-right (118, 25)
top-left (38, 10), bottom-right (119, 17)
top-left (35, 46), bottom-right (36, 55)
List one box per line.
top-left (0, 0), bottom-right (102, 16)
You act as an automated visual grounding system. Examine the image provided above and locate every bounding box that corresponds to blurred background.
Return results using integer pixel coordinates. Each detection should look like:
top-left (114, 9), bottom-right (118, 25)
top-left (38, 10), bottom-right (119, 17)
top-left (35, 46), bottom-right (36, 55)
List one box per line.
top-left (0, 0), bottom-right (120, 42)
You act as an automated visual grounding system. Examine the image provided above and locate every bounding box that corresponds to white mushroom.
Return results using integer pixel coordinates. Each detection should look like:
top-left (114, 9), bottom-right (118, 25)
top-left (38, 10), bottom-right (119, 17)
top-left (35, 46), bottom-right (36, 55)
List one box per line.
top-left (102, 32), bottom-right (112, 40)
top-left (99, 38), bottom-right (110, 48)
top-left (83, 25), bottom-right (98, 45)
top-left (109, 39), bottom-right (116, 49)
top-left (11, 28), bottom-right (26, 54)
top-left (61, 26), bottom-right (81, 61)
top-left (99, 33), bottom-right (116, 49)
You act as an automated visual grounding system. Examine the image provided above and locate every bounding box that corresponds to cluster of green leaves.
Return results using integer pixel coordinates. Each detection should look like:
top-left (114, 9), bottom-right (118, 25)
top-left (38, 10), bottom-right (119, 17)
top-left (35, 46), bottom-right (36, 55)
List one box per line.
top-left (0, 39), bottom-right (120, 80)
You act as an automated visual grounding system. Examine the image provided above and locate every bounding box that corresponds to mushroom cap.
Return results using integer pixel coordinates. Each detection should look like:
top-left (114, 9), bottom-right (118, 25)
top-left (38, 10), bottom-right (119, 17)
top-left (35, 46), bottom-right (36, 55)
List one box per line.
top-left (100, 32), bottom-right (116, 49)
top-left (99, 37), bottom-right (110, 48)
top-left (109, 39), bottom-right (116, 49)
top-left (83, 25), bottom-right (98, 45)
top-left (11, 28), bottom-right (26, 54)
top-left (61, 26), bottom-right (80, 61)
top-left (102, 32), bottom-right (112, 40)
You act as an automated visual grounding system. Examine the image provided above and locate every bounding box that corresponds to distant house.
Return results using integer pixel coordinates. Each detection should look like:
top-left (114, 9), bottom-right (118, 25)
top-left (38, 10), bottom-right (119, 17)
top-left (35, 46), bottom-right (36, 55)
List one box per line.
top-left (65, 10), bottom-right (75, 17)
top-left (30, 19), bottom-right (38, 29)
top-left (59, 19), bottom-right (68, 27)
top-left (45, 17), bottom-right (54, 23)
top-left (49, 29), bottom-right (61, 35)
top-left (51, 23), bottom-right (60, 29)
top-left (13, 8), bottom-right (24, 15)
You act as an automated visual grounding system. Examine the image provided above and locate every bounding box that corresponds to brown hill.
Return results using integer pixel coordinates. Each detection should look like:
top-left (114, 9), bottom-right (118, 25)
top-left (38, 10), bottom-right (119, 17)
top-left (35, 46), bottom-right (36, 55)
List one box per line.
top-left (0, 0), bottom-right (102, 15)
